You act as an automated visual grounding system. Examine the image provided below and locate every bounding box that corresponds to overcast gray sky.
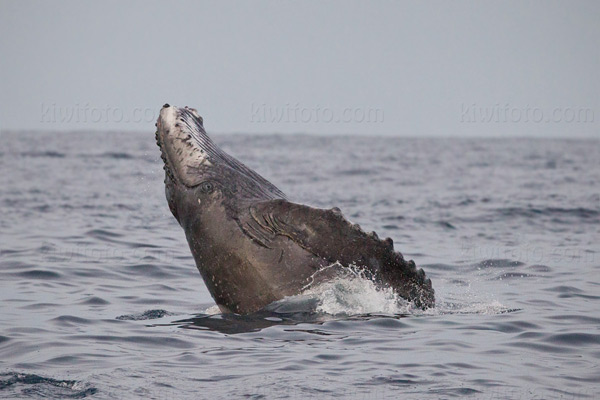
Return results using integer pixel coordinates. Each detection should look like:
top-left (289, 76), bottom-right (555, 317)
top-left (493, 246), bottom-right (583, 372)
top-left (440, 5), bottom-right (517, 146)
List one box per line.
top-left (1, 1), bottom-right (598, 136)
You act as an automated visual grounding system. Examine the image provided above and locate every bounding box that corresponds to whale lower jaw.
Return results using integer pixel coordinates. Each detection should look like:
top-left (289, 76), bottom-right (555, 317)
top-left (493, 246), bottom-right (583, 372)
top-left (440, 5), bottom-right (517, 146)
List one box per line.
top-left (156, 105), bottom-right (216, 187)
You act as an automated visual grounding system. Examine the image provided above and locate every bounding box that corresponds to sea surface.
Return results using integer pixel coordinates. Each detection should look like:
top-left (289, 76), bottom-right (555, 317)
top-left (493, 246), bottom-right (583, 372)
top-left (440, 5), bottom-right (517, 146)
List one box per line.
top-left (1, 131), bottom-right (599, 399)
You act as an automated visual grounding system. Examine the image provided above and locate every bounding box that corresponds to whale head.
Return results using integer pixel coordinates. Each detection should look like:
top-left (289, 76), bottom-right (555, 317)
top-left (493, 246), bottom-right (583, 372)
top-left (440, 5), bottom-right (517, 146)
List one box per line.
top-left (155, 104), bottom-right (284, 227)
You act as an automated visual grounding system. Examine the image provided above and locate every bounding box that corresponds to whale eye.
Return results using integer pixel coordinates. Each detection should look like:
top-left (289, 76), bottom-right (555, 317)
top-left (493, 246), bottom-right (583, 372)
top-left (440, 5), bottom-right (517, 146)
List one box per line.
top-left (200, 181), bottom-right (214, 193)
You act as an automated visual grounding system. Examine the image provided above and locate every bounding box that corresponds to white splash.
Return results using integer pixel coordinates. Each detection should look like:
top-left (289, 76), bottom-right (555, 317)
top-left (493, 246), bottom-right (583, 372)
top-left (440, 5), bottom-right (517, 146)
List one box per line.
top-left (202, 265), bottom-right (513, 317)
top-left (301, 271), bottom-right (415, 315)
top-left (299, 267), bottom-right (513, 316)
top-left (202, 304), bottom-right (222, 315)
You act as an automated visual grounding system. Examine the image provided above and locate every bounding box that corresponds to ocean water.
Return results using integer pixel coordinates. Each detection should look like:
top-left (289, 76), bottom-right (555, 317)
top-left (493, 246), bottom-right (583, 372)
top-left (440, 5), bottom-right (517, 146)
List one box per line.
top-left (1, 131), bottom-right (599, 399)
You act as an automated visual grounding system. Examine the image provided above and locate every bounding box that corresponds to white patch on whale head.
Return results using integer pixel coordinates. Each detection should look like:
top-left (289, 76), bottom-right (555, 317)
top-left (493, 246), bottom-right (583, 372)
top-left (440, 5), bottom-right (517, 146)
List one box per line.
top-left (159, 105), bottom-right (178, 129)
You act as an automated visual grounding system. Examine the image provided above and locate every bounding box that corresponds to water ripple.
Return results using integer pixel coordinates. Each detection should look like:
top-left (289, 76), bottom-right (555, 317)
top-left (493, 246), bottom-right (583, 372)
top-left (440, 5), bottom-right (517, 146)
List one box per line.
top-left (2, 134), bottom-right (599, 399)
top-left (0, 372), bottom-right (97, 398)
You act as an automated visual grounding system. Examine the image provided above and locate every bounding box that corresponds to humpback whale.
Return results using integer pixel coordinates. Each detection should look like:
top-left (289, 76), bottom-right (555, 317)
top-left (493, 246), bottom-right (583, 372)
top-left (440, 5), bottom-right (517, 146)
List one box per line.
top-left (155, 104), bottom-right (434, 314)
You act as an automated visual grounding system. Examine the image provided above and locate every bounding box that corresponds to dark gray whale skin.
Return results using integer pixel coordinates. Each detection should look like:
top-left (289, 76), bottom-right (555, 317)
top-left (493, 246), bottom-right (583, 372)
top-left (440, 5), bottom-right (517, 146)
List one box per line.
top-left (155, 104), bottom-right (434, 314)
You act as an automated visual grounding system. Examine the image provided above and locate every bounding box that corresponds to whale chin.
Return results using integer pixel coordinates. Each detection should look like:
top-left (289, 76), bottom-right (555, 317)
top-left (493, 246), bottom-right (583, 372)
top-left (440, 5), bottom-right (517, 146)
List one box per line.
top-left (155, 105), bottom-right (214, 188)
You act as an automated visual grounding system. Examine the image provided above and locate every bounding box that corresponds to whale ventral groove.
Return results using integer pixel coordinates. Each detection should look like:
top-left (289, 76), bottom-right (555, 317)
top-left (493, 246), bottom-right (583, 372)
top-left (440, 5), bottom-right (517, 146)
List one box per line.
top-left (155, 104), bottom-right (434, 314)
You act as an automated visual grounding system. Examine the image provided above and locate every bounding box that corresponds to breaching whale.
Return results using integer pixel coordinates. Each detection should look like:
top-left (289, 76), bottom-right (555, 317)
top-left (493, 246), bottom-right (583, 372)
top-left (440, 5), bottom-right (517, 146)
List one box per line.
top-left (155, 104), bottom-right (434, 314)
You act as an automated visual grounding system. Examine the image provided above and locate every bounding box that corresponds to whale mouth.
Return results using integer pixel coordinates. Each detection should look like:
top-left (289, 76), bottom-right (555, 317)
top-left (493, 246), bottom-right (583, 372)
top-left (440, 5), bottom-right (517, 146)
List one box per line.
top-left (155, 104), bottom-right (214, 187)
